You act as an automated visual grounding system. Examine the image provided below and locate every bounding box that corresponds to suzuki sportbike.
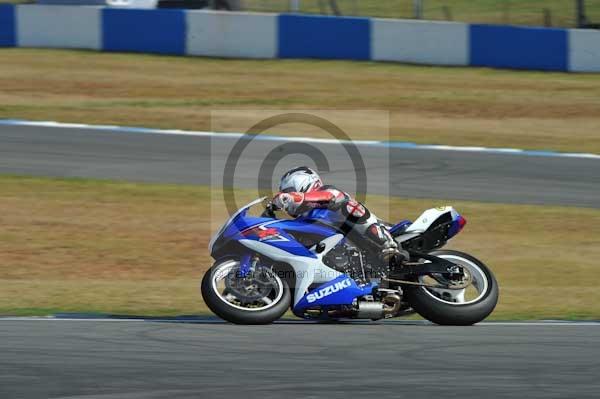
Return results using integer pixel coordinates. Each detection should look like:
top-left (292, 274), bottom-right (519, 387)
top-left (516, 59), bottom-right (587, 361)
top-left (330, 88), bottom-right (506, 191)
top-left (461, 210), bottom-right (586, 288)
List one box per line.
top-left (202, 198), bottom-right (499, 325)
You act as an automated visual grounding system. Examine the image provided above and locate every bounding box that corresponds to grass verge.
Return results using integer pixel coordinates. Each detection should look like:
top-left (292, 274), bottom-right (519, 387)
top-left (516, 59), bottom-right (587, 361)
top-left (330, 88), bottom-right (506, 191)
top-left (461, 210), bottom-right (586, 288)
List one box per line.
top-left (3, 1), bottom-right (600, 28)
top-left (1, 175), bottom-right (599, 319)
top-left (244, 0), bottom-right (600, 28)
top-left (1, 49), bottom-right (600, 153)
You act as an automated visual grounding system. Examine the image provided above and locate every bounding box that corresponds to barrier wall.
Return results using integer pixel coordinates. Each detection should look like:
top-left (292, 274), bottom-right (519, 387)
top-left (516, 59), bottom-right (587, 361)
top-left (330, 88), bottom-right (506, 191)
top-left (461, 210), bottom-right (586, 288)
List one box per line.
top-left (103, 8), bottom-right (186, 55)
top-left (278, 14), bottom-right (370, 60)
top-left (569, 29), bottom-right (600, 72)
top-left (470, 24), bottom-right (568, 71)
top-left (16, 5), bottom-right (101, 49)
top-left (372, 19), bottom-right (468, 66)
top-left (0, 5), bottom-right (16, 47)
top-left (1, 5), bottom-right (599, 72)
top-left (186, 11), bottom-right (276, 58)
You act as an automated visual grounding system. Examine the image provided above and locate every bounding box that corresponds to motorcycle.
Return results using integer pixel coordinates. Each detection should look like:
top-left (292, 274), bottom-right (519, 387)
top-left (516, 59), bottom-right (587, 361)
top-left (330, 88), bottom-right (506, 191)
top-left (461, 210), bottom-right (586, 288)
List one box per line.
top-left (202, 197), bottom-right (499, 325)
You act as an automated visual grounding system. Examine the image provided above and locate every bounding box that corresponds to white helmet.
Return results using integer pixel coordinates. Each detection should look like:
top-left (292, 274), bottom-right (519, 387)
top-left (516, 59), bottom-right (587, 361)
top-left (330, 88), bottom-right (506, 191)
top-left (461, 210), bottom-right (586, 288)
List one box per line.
top-left (279, 166), bottom-right (323, 193)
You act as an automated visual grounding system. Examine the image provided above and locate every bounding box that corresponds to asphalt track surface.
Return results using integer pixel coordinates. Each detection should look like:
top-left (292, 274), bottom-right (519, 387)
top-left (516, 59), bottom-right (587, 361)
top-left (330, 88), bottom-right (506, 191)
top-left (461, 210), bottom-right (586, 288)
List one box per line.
top-left (2, 124), bottom-right (600, 398)
top-left (2, 318), bottom-right (600, 399)
top-left (1, 124), bottom-right (599, 208)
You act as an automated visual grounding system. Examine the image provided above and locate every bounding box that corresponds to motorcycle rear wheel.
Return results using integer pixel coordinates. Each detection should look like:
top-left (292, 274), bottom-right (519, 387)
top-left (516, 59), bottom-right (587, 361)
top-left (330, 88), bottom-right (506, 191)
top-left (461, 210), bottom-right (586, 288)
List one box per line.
top-left (404, 250), bottom-right (499, 326)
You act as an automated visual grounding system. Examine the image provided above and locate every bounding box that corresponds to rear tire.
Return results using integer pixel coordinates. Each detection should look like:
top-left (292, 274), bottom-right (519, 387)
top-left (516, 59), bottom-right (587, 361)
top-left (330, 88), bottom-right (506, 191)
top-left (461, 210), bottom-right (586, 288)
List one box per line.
top-left (201, 259), bottom-right (291, 325)
top-left (404, 250), bottom-right (499, 326)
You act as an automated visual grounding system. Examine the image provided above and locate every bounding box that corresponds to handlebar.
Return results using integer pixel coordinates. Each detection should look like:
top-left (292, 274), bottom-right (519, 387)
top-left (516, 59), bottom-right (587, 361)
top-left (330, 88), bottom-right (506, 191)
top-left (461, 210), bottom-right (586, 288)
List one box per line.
top-left (261, 202), bottom-right (277, 218)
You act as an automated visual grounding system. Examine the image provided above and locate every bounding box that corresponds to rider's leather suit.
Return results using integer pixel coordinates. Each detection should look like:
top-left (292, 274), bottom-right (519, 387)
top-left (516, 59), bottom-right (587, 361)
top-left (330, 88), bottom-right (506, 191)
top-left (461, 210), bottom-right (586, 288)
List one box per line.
top-left (272, 185), bottom-right (399, 257)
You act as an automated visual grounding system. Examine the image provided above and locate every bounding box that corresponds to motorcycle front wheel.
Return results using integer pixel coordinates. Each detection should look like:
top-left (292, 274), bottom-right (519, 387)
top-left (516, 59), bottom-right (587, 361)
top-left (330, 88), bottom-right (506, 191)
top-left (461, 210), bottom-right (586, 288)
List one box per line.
top-left (201, 258), bottom-right (291, 325)
top-left (404, 250), bottom-right (499, 326)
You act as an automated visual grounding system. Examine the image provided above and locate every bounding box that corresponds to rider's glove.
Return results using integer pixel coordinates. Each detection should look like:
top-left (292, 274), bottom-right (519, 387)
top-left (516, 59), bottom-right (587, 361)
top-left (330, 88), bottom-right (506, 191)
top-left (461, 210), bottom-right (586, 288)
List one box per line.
top-left (272, 192), bottom-right (304, 213)
top-left (260, 200), bottom-right (277, 218)
top-left (272, 193), bottom-right (292, 211)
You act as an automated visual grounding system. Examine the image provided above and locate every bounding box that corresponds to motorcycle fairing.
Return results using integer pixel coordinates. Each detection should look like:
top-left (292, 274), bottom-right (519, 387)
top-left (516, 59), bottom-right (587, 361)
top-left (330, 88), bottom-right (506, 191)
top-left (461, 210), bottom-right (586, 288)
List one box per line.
top-left (238, 221), bottom-right (318, 258)
top-left (447, 213), bottom-right (467, 239)
top-left (298, 208), bottom-right (347, 225)
top-left (389, 220), bottom-right (412, 236)
top-left (269, 218), bottom-right (340, 239)
top-left (239, 234), bottom-right (346, 307)
top-left (292, 274), bottom-right (377, 315)
top-left (405, 206), bottom-right (465, 238)
top-left (216, 209), bottom-right (340, 260)
top-left (222, 216), bottom-right (272, 240)
top-left (209, 197), bottom-right (267, 254)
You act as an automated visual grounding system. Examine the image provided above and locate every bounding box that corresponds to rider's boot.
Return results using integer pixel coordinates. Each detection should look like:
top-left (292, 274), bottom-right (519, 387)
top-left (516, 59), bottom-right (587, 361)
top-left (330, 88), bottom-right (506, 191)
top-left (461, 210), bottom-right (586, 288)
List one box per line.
top-left (380, 246), bottom-right (409, 268)
top-left (368, 223), bottom-right (408, 267)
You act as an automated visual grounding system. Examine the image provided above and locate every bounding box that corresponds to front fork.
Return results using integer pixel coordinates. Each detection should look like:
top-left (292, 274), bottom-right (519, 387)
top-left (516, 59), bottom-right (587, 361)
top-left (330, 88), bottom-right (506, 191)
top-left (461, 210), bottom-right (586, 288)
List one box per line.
top-left (238, 252), bottom-right (260, 277)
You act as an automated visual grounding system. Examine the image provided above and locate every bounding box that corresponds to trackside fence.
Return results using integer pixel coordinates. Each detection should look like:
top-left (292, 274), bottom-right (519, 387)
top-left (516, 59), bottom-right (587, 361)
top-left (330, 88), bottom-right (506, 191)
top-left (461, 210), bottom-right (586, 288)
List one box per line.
top-left (0, 5), bottom-right (598, 72)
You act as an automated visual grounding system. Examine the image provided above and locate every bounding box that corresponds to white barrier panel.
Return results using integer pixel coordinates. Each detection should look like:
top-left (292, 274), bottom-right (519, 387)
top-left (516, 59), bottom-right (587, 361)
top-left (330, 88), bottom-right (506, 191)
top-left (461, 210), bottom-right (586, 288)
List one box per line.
top-left (569, 29), bottom-right (600, 72)
top-left (106, 0), bottom-right (158, 8)
top-left (186, 11), bottom-right (277, 59)
top-left (37, 0), bottom-right (157, 7)
top-left (372, 19), bottom-right (468, 66)
top-left (16, 5), bottom-right (100, 50)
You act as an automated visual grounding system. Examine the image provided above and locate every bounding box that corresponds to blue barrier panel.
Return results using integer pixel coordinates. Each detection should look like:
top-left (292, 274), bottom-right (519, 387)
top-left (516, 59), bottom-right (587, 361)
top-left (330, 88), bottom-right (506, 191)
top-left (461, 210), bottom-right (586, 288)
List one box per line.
top-left (0, 4), bottom-right (16, 47)
top-left (102, 9), bottom-right (185, 55)
top-left (278, 14), bottom-right (370, 60)
top-left (470, 24), bottom-right (568, 71)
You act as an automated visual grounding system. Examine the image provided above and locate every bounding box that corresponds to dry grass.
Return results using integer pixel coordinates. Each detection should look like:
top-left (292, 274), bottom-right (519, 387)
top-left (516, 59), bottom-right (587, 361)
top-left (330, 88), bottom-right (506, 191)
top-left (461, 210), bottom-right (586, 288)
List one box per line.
top-left (245, 0), bottom-right (600, 28)
top-left (4, 1), bottom-right (598, 28)
top-left (1, 175), bottom-right (599, 319)
top-left (1, 49), bottom-right (599, 153)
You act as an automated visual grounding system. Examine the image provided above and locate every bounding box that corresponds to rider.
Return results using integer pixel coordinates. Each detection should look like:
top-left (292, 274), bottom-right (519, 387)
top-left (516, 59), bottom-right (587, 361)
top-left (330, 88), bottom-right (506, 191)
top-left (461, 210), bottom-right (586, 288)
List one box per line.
top-left (271, 166), bottom-right (404, 266)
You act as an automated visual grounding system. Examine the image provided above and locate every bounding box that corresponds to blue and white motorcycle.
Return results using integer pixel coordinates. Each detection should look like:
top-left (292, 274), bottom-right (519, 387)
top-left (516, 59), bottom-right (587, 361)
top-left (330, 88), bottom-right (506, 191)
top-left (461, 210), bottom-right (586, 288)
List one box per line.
top-left (202, 198), bottom-right (499, 325)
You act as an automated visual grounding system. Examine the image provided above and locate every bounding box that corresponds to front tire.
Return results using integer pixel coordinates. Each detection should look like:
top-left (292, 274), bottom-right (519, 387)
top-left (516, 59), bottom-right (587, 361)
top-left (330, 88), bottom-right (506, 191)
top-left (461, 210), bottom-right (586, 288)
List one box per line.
top-left (201, 259), bottom-right (291, 325)
top-left (404, 250), bottom-right (499, 326)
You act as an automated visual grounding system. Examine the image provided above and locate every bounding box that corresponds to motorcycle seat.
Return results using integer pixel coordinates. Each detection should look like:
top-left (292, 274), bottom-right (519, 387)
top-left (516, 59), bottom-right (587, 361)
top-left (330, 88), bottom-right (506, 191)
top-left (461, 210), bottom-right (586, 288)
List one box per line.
top-left (389, 220), bottom-right (412, 237)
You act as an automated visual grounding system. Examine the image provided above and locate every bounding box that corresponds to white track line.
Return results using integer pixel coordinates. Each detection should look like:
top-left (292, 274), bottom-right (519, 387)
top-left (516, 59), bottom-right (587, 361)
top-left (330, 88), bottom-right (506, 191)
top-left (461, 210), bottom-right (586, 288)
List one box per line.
top-left (1, 119), bottom-right (599, 160)
top-left (1, 317), bottom-right (599, 326)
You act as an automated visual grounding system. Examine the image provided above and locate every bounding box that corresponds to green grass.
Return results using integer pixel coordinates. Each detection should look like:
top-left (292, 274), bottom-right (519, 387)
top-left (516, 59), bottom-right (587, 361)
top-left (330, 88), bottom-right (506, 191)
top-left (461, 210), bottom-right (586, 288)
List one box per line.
top-left (2, 48), bottom-right (600, 154)
top-left (2, 175), bottom-right (600, 320)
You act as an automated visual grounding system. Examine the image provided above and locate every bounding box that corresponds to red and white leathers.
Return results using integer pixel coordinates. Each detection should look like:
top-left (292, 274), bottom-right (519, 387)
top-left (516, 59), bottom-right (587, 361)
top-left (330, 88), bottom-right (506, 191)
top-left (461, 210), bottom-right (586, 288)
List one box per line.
top-left (272, 185), bottom-right (400, 259)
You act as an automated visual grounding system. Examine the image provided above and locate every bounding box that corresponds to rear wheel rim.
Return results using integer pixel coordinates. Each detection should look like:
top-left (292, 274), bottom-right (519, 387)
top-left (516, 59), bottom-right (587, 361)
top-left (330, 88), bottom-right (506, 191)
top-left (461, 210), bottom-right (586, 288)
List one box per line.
top-left (419, 254), bottom-right (489, 306)
top-left (211, 260), bottom-right (284, 311)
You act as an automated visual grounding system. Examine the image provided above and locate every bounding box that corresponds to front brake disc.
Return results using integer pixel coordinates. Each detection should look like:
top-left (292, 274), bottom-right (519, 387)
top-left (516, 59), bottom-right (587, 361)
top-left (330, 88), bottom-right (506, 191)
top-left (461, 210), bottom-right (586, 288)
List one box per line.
top-left (225, 269), bottom-right (274, 301)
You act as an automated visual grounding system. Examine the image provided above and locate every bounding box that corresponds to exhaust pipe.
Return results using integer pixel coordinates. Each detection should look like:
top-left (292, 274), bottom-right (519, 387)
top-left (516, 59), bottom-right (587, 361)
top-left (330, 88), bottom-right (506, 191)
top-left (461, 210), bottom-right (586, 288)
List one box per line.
top-left (356, 293), bottom-right (402, 320)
